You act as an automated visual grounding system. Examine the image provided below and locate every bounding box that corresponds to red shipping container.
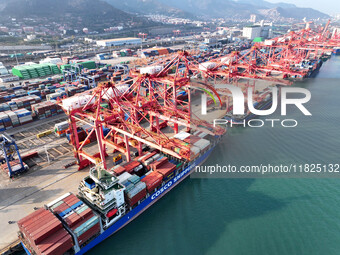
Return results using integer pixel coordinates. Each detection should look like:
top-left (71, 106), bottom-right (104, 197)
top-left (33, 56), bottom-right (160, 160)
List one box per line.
top-left (112, 165), bottom-right (126, 176)
top-left (156, 162), bottom-right (176, 178)
top-left (64, 213), bottom-right (81, 228)
top-left (140, 151), bottom-right (157, 164)
top-left (39, 236), bottom-right (73, 255)
top-left (36, 229), bottom-right (72, 255)
top-left (142, 171), bottom-right (163, 193)
top-left (21, 212), bottom-right (55, 235)
top-left (22, 216), bottom-right (55, 240)
top-left (184, 135), bottom-right (200, 144)
top-left (70, 213), bottom-right (94, 232)
top-left (64, 196), bottom-right (80, 207)
top-left (62, 194), bottom-right (79, 205)
top-left (127, 189), bottom-right (147, 207)
top-left (62, 193), bottom-right (78, 203)
top-left (123, 161), bottom-right (141, 173)
top-left (30, 218), bottom-right (62, 245)
top-left (150, 157), bottom-right (168, 171)
top-left (77, 223), bottom-right (100, 246)
top-left (65, 207), bottom-right (93, 228)
top-left (19, 211), bottom-right (53, 232)
top-left (21, 151), bottom-right (38, 161)
top-left (52, 203), bottom-right (69, 214)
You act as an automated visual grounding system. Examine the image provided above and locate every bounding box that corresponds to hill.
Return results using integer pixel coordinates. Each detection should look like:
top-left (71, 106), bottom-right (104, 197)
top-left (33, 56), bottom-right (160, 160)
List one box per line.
top-left (0, 0), bottom-right (151, 30)
top-left (105, 0), bottom-right (330, 20)
top-left (105, 0), bottom-right (194, 18)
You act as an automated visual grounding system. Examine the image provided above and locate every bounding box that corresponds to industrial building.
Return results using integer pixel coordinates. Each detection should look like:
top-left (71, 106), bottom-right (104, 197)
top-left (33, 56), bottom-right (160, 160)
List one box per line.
top-left (243, 21), bottom-right (273, 40)
top-left (96, 37), bottom-right (142, 47)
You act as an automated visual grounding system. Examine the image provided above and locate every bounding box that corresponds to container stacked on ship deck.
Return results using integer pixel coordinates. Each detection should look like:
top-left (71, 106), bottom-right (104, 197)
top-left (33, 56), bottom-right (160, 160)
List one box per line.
top-left (47, 193), bottom-right (101, 249)
top-left (117, 172), bottom-right (147, 207)
top-left (141, 171), bottom-right (163, 193)
top-left (17, 208), bottom-right (74, 255)
top-left (111, 160), bottom-right (145, 177)
top-left (171, 131), bottom-right (212, 160)
top-left (148, 156), bottom-right (177, 183)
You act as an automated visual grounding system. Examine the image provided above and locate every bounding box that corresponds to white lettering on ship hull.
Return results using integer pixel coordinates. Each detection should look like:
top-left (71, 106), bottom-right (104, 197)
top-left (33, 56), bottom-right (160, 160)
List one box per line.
top-left (150, 162), bottom-right (197, 200)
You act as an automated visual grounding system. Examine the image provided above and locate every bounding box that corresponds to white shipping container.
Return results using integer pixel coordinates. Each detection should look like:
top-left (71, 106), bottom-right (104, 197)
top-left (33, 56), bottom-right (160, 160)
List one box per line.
top-left (55, 121), bottom-right (69, 131)
top-left (199, 62), bottom-right (217, 71)
top-left (220, 57), bottom-right (231, 65)
top-left (140, 65), bottom-right (163, 75)
top-left (118, 172), bottom-right (132, 184)
top-left (39, 57), bottom-right (62, 65)
top-left (19, 117), bottom-right (33, 122)
top-left (194, 138), bottom-right (210, 151)
top-left (137, 152), bottom-right (151, 162)
top-left (264, 40), bottom-right (275, 46)
top-left (151, 154), bottom-right (161, 161)
top-left (173, 131), bottom-right (191, 141)
top-left (198, 132), bottom-right (208, 138)
top-left (102, 85), bottom-right (129, 100)
top-left (62, 94), bottom-right (95, 111)
top-left (190, 145), bottom-right (201, 155)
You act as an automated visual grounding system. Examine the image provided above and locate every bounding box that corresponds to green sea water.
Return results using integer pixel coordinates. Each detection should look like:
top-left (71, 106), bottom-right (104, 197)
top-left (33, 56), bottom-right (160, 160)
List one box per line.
top-left (90, 56), bottom-right (340, 255)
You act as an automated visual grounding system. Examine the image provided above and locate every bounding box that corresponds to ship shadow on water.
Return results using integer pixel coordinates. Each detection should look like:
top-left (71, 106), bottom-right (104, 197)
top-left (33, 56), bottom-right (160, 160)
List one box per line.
top-left (90, 176), bottom-right (310, 255)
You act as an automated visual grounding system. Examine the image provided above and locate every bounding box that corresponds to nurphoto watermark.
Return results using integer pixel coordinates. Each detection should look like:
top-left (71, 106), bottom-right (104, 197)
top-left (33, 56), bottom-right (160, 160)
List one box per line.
top-left (200, 84), bottom-right (312, 127)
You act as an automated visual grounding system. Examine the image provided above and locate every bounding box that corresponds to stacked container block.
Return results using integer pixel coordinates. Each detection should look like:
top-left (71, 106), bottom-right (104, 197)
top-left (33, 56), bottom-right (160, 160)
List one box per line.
top-left (12, 63), bottom-right (61, 79)
top-left (17, 208), bottom-right (73, 255)
top-left (49, 193), bottom-right (101, 247)
top-left (13, 109), bottom-right (33, 125)
top-left (31, 101), bottom-right (62, 120)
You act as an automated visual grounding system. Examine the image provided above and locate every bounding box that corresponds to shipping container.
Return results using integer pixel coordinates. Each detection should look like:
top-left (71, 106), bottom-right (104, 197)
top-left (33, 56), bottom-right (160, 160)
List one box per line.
top-left (141, 171), bottom-right (163, 193)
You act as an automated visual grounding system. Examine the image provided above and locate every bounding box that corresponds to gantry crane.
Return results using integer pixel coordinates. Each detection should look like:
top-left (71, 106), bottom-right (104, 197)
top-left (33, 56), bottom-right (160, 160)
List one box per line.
top-left (0, 133), bottom-right (28, 177)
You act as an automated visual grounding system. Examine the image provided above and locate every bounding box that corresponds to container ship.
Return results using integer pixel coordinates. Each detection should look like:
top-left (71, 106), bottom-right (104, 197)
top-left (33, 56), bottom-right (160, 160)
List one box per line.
top-left (18, 130), bottom-right (220, 255)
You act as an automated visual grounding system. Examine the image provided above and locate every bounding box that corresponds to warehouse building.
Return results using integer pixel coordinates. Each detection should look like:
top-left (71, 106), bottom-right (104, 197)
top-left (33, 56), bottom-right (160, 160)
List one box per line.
top-left (96, 37), bottom-right (142, 47)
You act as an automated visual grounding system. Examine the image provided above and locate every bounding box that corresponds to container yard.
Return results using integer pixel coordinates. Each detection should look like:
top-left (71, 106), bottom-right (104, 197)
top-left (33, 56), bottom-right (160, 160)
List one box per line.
top-left (0, 20), bottom-right (340, 255)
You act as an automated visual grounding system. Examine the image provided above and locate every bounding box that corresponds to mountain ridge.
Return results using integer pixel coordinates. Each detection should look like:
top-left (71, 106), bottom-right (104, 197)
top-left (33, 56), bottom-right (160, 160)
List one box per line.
top-left (105, 0), bottom-right (329, 20)
top-left (0, 0), bottom-right (151, 29)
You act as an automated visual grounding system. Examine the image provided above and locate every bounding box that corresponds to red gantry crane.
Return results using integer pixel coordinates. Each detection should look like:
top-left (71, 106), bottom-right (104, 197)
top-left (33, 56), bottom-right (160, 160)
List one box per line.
top-left (60, 51), bottom-right (224, 170)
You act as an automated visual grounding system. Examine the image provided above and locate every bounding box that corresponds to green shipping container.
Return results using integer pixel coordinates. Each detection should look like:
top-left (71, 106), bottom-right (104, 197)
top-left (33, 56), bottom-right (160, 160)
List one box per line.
top-left (78, 61), bottom-right (96, 70)
top-left (100, 103), bottom-right (109, 109)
